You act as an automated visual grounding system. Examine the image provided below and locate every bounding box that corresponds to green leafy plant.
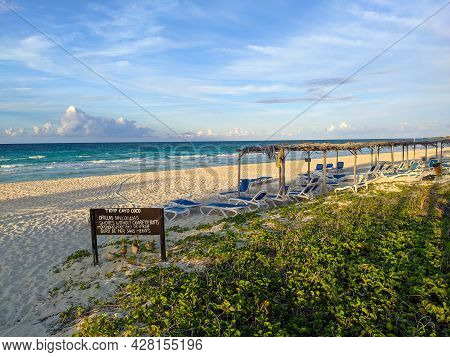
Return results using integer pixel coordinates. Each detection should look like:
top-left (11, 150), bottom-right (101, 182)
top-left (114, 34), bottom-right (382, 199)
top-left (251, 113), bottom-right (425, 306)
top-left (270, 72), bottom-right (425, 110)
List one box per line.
top-left (72, 182), bottom-right (449, 337)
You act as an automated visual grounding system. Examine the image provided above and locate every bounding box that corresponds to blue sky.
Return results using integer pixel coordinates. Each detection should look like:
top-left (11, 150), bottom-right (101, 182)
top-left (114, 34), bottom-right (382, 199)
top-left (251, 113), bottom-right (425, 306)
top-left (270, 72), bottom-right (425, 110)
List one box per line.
top-left (0, 0), bottom-right (449, 143)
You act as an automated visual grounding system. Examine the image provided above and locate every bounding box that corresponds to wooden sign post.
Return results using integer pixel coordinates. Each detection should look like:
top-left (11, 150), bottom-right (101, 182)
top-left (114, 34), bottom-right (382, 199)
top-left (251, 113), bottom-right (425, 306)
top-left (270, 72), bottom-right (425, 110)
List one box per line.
top-left (89, 208), bottom-right (166, 266)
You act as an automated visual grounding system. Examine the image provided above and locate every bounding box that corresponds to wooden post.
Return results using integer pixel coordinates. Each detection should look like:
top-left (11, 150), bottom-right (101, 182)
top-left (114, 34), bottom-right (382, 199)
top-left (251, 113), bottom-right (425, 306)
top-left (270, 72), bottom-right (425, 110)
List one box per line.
top-left (322, 151), bottom-right (327, 195)
top-left (435, 144), bottom-right (438, 159)
top-left (237, 153), bottom-right (242, 197)
top-left (353, 151), bottom-right (357, 185)
top-left (390, 145), bottom-right (394, 166)
top-left (406, 145), bottom-right (409, 165)
top-left (402, 145), bottom-right (404, 162)
top-left (278, 164), bottom-right (282, 192)
top-left (413, 144), bottom-right (416, 160)
top-left (425, 144), bottom-right (428, 161)
top-left (377, 146), bottom-right (380, 162)
top-left (440, 142), bottom-right (443, 162)
top-left (336, 150), bottom-right (339, 173)
top-left (307, 151), bottom-right (311, 181)
top-left (281, 153), bottom-right (286, 196)
top-left (370, 148), bottom-right (373, 166)
top-left (159, 208), bottom-right (167, 262)
top-left (89, 209), bottom-right (99, 266)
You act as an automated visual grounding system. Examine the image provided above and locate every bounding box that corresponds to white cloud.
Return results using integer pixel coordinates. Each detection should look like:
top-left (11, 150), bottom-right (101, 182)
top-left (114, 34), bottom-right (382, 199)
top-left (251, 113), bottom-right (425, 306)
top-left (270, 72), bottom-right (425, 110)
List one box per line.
top-left (3, 128), bottom-right (25, 137)
top-left (181, 128), bottom-right (217, 139)
top-left (227, 128), bottom-right (249, 137)
top-left (33, 122), bottom-right (53, 136)
top-left (56, 106), bottom-right (153, 137)
top-left (0, 35), bottom-right (65, 74)
top-left (327, 121), bottom-right (351, 133)
top-left (246, 45), bottom-right (280, 55)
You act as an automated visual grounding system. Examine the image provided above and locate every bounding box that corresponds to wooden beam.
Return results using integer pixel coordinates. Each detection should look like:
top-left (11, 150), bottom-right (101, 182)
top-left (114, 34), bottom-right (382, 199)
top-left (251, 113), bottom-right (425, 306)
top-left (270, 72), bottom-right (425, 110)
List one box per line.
top-left (322, 151), bottom-right (327, 195)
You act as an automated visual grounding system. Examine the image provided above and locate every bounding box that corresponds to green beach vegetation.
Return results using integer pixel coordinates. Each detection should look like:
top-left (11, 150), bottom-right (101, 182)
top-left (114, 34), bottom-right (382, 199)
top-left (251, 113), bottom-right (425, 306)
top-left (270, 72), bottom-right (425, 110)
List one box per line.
top-left (69, 181), bottom-right (448, 336)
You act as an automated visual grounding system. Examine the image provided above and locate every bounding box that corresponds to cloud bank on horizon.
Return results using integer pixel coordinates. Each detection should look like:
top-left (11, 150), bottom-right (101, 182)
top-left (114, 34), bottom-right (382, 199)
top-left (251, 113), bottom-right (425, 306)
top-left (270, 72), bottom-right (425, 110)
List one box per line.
top-left (0, 0), bottom-right (449, 143)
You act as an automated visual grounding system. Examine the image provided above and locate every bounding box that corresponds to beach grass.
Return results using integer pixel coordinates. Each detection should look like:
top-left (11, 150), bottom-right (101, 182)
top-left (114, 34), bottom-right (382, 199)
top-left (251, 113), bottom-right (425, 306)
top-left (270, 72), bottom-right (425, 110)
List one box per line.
top-left (63, 181), bottom-right (449, 336)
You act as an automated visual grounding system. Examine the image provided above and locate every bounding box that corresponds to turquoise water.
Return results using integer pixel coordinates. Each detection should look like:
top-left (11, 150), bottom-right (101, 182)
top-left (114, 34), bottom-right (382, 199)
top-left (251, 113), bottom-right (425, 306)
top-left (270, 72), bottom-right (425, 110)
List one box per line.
top-left (0, 140), bottom-right (400, 183)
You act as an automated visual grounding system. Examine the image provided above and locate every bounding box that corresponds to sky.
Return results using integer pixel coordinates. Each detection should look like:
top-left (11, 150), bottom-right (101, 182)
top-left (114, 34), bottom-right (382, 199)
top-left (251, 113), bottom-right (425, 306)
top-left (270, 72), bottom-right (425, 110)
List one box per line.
top-left (0, 0), bottom-right (449, 143)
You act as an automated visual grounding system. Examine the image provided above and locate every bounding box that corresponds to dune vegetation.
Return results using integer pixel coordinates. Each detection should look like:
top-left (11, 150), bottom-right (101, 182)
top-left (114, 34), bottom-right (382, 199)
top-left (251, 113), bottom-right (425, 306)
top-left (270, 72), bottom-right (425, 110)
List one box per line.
top-left (71, 181), bottom-right (449, 337)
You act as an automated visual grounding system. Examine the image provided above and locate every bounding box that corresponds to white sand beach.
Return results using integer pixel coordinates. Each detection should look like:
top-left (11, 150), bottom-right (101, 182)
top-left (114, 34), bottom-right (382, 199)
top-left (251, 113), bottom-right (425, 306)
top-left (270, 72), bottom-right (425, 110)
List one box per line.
top-left (0, 148), bottom-right (446, 336)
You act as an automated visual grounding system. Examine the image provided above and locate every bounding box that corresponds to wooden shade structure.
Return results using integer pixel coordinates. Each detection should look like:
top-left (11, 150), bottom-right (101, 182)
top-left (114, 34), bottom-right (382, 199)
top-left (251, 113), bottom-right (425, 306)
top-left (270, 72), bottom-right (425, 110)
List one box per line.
top-left (237, 137), bottom-right (449, 196)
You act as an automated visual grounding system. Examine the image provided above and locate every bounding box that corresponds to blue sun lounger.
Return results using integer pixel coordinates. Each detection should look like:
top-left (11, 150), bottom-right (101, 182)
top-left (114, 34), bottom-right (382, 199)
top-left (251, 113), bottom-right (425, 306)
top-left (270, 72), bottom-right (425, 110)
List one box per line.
top-left (218, 178), bottom-right (251, 199)
top-left (288, 182), bottom-right (321, 201)
top-left (200, 202), bottom-right (250, 217)
top-left (228, 191), bottom-right (269, 209)
top-left (168, 199), bottom-right (202, 208)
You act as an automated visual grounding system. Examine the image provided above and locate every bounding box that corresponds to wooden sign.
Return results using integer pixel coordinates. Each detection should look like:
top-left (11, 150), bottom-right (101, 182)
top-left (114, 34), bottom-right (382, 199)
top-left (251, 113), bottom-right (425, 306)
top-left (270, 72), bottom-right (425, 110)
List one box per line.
top-left (89, 208), bottom-right (166, 266)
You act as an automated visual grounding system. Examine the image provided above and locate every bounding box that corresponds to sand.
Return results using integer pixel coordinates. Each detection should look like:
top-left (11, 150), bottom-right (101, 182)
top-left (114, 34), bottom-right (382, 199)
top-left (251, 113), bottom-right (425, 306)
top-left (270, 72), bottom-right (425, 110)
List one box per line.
top-left (0, 148), bottom-right (446, 336)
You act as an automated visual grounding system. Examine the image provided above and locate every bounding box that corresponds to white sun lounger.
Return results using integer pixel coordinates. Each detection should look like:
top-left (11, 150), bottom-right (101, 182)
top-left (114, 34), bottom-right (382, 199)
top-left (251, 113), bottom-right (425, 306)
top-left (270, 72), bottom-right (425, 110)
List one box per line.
top-left (265, 185), bottom-right (290, 207)
top-left (200, 202), bottom-right (250, 217)
top-left (164, 206), bottom-right (190, 221)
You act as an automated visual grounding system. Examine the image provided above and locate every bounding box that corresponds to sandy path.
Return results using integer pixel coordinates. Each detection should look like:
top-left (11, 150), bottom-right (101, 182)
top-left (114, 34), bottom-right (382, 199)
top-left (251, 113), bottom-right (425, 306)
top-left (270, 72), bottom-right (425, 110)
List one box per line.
top-left (0, 148), bottom-right (446, 336)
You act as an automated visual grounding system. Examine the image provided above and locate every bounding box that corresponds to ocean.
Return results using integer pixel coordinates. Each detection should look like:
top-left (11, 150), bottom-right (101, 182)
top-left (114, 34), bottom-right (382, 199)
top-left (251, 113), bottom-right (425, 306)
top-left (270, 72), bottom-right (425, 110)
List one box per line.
top-left (0, 140), bottom-right (401, 183)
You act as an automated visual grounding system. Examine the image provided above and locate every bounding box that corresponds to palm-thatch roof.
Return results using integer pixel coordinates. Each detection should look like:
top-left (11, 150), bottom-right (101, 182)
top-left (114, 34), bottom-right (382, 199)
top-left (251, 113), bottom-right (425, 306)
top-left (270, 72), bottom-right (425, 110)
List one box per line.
top-left (238, 137), bottom-right (449, 158)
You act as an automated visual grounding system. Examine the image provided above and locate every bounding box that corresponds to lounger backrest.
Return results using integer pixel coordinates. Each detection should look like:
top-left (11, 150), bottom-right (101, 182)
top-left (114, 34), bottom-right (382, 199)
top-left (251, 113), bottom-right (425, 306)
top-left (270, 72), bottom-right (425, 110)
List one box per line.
top-left (311, 177), bottom-right (319, 183)
top-left (254, 191), bottom-right (267, 200)
top-left (326, 163), bottom-right (333, 169)
top-left (239, 179), bottom-right (251, 192)
top-left (315, 164), bottom-right (323, 171)
top-left (337, 161), bottom-right (344, 169)
top-left (428, 159), bottom-right (438, 168)
top-left (410, 162), bottom-right (419, 171)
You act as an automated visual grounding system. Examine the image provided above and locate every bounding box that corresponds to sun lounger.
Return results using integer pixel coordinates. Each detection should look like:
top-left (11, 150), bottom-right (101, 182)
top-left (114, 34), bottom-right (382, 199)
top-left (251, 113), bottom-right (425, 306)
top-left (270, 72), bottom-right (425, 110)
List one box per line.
top-left (334, 173), bottom-right (380, 193)
top-left (250, 176), bottom-right (274, 186)
top-left (164, 206), bottom-right (190, 221)
top-left (168, 199), bottom-right (202, 208)
top-left (218, 178), bottom-right (251, 199)
top-left (200, 202), bottom-right (250, 217)
top-left (265, 185), bottom-right (290, 207)
top-left (228, 191), bottom-right (269, 209)
top-left (326, 163), bottom-right (333, 169)
top-left (336, 161), bottom-right (344, 171)
top-left (288, 182), bottom-right (320, 201)
top-left (385, 162), bottom-right (423, 180)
